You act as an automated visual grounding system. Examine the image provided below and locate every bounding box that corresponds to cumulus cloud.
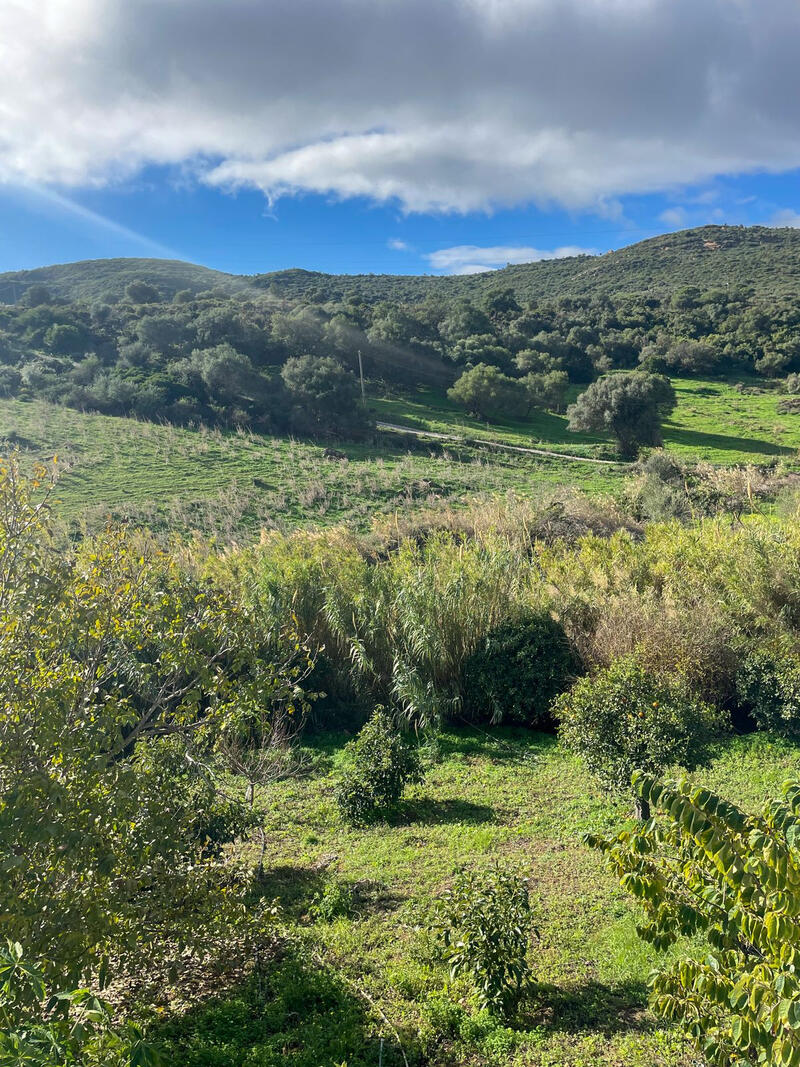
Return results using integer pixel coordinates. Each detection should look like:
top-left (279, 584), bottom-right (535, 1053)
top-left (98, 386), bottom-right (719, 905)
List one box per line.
top-left (2, 0), bottom-right (800, 214)
top-left (659, 207), bottom-right (689, 228)
top-left (770, 209), bottom-right (800, 228)
top-left (427, 244), bottom-right (595, 275)
top-left (388, 238), bottom-right (410, 251)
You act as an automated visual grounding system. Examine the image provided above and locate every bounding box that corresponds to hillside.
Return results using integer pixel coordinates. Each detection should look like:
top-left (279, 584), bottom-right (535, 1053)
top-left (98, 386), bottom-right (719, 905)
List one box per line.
top-left (254, 225), bottom-right (800, 302)
top-left (0, 257), bottom-right (244, 304)
top-left (4, 225), bottom-right (800, 306)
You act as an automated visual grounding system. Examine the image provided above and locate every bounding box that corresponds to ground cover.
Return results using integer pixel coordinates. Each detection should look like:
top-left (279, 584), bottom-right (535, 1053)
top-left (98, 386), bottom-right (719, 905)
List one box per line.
top-left (370, 377), bottom-right (800, 466)
top-left (159, 730), bottom-right (800, 1067)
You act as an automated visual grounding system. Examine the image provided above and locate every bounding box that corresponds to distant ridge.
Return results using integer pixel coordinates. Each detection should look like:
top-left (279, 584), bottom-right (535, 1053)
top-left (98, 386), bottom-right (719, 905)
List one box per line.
top-left (4, 226), bottom-right (800, 305)
top-left (0, 258), bottom-right (243, 304)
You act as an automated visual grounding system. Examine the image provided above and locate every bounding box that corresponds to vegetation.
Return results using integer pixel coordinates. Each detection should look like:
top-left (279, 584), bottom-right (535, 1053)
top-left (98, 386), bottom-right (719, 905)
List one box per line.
top-left (431, 866), bottom-right (533, 1019)
top-left (556, 658), bottom-right (727, 818)
top-left (7, 225), bottom-right (800, 1065)
top-left (335, 707), bottom-right (424, 825)
top-left (462, 613), bottom-right (576, 726)
top-left (566, 372), bottom-right (677, 458)
top-left (589, 772), bottom-right (800, 1067)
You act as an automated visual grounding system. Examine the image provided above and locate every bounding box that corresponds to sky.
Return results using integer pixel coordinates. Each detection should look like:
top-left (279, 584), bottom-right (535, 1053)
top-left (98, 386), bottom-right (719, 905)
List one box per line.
top-left (1, 0), bottom-right (800, 278)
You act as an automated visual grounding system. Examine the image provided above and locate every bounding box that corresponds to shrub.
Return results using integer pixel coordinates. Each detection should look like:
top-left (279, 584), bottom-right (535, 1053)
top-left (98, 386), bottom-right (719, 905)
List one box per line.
top-left (335, 708), bottom-right (423, 825)
top-left (462, 613), bottom-right (577, 725)
top-left (736, 640), bottom-right (800, 736)
top-left (309, 879), bottom-right (356, 922)
top-left (431, 866), bottom-right (533, 1018)
top-left (588, 773), bottom-right (800, 1067)
top-left (555, 656), bottom-right (727, 817)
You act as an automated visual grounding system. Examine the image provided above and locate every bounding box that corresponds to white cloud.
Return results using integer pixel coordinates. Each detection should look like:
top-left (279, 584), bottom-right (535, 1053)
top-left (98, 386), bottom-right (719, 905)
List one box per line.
top-left (388, 238), bottom-right (410, 251)
top-left (427, 244), bottom-right (595, 275)
top-left (770, 208), bottom-right (800, 228)
top-left (2, 1), bottom-right (800, 214)
top-left (658, 207), bottom-right (688, 228)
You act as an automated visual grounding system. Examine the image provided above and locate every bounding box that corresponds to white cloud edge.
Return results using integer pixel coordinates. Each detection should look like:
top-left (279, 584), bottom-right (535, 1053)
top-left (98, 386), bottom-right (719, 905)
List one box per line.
top-left (426, 244), bottom-right (596, 275)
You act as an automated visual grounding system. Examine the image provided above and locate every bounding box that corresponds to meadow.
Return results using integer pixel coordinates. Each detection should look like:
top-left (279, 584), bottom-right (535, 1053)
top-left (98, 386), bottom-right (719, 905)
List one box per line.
top-left (158, 730), bottom-right (800, 1067)
top-left (1, 374), bottom-right (796, 540)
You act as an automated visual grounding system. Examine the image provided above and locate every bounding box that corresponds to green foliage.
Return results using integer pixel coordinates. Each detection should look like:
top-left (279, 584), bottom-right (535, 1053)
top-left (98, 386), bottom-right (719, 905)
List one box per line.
top-left (555, 657), bottom-right (727, 812)
top-left (462, 613), bottom-right (577, 725)
top-left (309, 879), bottom-right (356, 923)
top-left (567, 372), bottom-right (677, 458)
top-left (281, 354), bottom-right (369, 435)
top-left (156, 954), bottom-right (381, 1067)
top-left (736, 641), bottom-right (800, 737)
top-left (588, 772), bottom-right (800, 1066)
top-left (0, 942), bottom-right (159, 1066)
top-left (335, 707), bottom-right (423, 825)
top-left (447, 363), bottom-right (526, 419)
top-left (431, 866), bottom-right (533, 1018)
top-left (0, 455), bottom-right (295, 1007)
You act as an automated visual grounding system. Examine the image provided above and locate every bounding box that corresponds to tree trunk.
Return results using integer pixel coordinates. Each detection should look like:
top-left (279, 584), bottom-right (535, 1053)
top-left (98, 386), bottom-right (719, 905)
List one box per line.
top-left (633, 796), bottom-right (651, 821)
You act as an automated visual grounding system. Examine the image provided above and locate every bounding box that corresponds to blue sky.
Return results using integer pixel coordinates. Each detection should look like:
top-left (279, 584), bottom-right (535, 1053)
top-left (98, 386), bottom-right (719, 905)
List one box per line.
top-left (2, 0), bottom-right (800, 278)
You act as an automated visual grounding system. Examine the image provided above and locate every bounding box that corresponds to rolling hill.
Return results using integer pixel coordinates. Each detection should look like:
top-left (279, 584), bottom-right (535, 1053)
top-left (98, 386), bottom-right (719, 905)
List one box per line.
top-left (0, 257), bottom-right (245, 304)
top-left (3, 225), bottom-right (800, 306)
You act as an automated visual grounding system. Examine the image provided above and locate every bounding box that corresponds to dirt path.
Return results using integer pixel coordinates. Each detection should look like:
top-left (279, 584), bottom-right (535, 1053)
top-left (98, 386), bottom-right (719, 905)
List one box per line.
top-left (376, 421), bottom-right (628, 467)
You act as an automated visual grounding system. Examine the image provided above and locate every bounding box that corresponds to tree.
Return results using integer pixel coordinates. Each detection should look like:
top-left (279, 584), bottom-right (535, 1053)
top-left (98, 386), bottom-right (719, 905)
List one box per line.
top-left (588, 773), bottom-right (800, 1067)
top-left (281, 354), bottom-right (365, 434)
top-left (566, 371), bottom-right (677, 458)
top-left (335, 707), bottom-right (423, 824)
top-left (0, 455), bottom-right (302, 1010)
top-left (124, 280), bottom-right (161, 304)
top-left (555, 657), bottom-right (726, 818)
top-left (432, 866), bottom-right (533, 1018)
top-left (521, 369), bottom-right (569, 413)
top-left (447, 363), bottom-right (527, 419)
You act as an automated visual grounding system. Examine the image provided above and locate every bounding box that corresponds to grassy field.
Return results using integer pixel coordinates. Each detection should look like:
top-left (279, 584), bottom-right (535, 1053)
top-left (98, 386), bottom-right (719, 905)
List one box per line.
top-left (157, 729), bottom-right (800, 1067)
top-left (371, 377), bottom-right (800, 466)
top-left (0, 398), bottom-right (621, 537)
top-left (0, 374), bottom-right (797, 539)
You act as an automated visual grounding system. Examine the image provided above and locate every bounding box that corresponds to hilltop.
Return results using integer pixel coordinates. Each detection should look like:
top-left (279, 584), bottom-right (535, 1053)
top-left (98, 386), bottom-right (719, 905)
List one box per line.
top-left (252, 225), bottom-right (800, 302)
top-left (4, 226), bottom-right (800, 305)
top-left (0, 257), bottom-right (244, 304)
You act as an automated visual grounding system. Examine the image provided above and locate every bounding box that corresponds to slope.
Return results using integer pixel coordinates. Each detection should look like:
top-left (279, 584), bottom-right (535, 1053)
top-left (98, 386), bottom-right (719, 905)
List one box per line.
top-left (0, 258), bottom-right (244, 304)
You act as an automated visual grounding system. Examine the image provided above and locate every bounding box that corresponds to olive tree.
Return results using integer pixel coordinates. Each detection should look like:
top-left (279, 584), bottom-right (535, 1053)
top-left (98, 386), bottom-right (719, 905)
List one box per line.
top-left (566, 371), bottom-right (677, 458)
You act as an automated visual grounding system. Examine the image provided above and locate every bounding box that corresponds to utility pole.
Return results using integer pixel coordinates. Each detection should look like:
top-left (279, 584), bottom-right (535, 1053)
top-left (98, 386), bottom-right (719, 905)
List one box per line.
top-left (357, 349), bottom-right (366, 405)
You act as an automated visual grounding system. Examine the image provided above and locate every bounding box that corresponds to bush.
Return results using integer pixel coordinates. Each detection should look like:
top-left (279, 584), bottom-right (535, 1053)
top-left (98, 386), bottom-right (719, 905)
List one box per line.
top-left (431, 866), bottom-right (532, 1018)
top-left (462, 613), bottom-right (577, 725)
top-left (736, 641), bottom-right (800, 736)
top-left (555, 656), bottom-right (727, 817)
top-left (309, 878), bottom-right (356, 922)
top-left (335, 708), bottom-right (423, 825)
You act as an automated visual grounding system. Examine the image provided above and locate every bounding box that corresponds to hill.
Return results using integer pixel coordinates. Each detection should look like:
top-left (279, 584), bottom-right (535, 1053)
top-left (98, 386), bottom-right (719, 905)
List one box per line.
top-left (251, 225), bottom-right (800, 303)
top-left (0, 257), bottom-right (244, 304)
top-left (4, 225), bottom-right (800, 306)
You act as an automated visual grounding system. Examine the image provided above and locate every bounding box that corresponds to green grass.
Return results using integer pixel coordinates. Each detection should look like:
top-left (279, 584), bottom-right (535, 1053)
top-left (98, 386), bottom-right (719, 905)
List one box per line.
top-left (158, 730), bottom-right (800, 1066)
top-left (371, 377), bottom-right (800, 466)
top-left (0, 398), bottom-right (621, 537)
top-left (1, 373), bottom-right (797, 539)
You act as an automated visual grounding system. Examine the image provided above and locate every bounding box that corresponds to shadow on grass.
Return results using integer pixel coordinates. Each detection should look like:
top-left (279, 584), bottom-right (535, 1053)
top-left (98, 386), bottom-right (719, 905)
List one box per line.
top-left (524, 978), bottom-right (654, 1036)
top-left (438, 726), bottom-right (557, 765)
top-left (664, 425), bottom-right (790, 456)
top-left (404, 796), bottom-right (497, 826)
top-left (153, 947), bottom-right (407, 1067)
top-left (253, 864), bottom-right (327, 920)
